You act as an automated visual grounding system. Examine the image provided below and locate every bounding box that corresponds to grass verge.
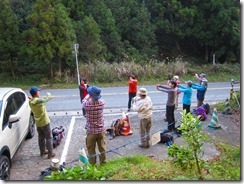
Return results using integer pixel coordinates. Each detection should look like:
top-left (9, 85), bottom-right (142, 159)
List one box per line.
top-left (98, 143), bottom-right (240, 180)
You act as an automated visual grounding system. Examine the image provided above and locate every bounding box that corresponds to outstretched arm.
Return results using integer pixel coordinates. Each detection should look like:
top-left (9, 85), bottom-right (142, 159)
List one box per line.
top-left (156, 84), bottom-right (170, 92)
top-left (192, 83), bottom-right (205, 90)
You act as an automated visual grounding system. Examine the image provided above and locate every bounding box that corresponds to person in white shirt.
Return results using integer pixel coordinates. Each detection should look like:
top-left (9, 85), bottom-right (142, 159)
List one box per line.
top-left (132, 88), bottom-right (153, 148)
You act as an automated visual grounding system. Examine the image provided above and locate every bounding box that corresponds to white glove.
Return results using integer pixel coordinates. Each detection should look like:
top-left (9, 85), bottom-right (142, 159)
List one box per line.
top-left (47, 92), bottom-right (52, 97)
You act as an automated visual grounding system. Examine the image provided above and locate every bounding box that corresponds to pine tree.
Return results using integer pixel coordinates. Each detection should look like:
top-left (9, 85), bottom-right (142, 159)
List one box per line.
top-left (26, 0), bottom-right (75, 78)
top-left (0, 0), bottom-right (20, 77)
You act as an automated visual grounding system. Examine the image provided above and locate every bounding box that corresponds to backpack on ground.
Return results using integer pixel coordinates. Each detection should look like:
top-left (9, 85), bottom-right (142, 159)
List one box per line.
top-left (106, 119), bottom-right (123, 139)
top-left (202, 103), bottom-right (210, 114)
top-left (159, 132), bottom-right (174, 145)
top-left (40, 162), bottom-right (65, 180)
top-left (196, 106), bottom-right (207, 121)
top-left (52, 126), bottom-right (65, 148)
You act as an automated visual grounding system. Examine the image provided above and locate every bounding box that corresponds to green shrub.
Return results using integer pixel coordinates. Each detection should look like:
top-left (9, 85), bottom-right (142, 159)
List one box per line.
top-left (167, 110), bottom-right (208, 180)
top-left (44, 164), bottom-right (105, 180)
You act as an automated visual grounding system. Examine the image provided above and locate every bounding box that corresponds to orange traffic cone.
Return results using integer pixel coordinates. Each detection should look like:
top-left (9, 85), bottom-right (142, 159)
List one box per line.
top-left (121, 112), bottom-right (133, 136)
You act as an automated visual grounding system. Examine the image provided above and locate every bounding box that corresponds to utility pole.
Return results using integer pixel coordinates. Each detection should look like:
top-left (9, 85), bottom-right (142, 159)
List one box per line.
top-left (74, 44), bottom-right (80, 85)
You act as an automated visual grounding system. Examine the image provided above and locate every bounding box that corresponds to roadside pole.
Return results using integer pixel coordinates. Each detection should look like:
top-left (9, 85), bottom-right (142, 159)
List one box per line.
top-left (74, 44), bottom-right (80, 86)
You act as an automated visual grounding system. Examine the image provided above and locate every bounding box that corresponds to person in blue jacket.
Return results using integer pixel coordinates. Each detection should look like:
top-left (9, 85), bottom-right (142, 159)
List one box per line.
top-left (192, 79), bottom-right (208, 107)
top-left (178, 80), bottom-right (193, 114)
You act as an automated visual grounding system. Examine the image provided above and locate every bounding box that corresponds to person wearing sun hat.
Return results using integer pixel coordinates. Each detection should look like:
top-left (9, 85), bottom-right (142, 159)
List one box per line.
top-left (82, 86), bottom-right (106, 165)
top-left (29, 86), bottom-right (55, 159)
top-left (132, 88), bottom-right (153, 148)
top-left (177, 80), bottom-right (193, 114)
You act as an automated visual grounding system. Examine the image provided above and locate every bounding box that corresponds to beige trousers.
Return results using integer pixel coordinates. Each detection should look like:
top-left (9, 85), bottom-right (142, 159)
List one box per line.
top-left (140, 117), bottom-right (152, 146)
top-left (86, 131), bottom-right (107, 165)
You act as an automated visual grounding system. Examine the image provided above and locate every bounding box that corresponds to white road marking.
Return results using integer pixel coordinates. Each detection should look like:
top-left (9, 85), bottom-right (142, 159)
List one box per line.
top-left (59, 116), bottom-right (76, 165)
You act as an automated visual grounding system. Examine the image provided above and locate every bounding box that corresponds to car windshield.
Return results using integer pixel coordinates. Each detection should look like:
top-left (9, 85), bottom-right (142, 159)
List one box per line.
top-left (0, 100), bottom-right (2, 117)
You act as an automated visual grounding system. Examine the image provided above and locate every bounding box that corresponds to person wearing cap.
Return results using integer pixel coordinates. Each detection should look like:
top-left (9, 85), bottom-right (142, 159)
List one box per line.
top-left (192, 79), bottom-right (208, 107)
top-left (195, 73), bottom-right (208, 87)
top-left (127, 74), bottom-right (138, 112)
top-left (177, 80), bottom-right (193, 114)
top-left (29, 86), bottom-right (55, 159)
top-left (132, 88), bottom-right (153, 148)
top-left (156, 80), bottom-right (177, 133)
top-left (82, 86), bottom-right (106, 165)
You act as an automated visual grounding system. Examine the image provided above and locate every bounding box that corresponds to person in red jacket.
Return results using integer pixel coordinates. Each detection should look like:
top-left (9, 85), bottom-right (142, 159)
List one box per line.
top-left (128, 74), bottom-right (138, 111)
top-left (79, 78), bottom-right (89, 117)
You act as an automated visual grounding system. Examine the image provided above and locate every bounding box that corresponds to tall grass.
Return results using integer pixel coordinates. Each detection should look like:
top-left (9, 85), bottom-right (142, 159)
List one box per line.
top-left (78, 59), bottom-right (240, 85)
top-left (0, 58), bottom-right (240, 89)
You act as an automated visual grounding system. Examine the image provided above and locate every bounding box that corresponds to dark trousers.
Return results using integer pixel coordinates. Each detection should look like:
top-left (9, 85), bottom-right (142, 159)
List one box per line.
top-left (166, 105), bottom-right (175, 130)
top-left (197, 100), bottom-right (204, 107)
top-left (80, 99), bottom-right (86, 116)
top-left (183, 104), bottom-right (191, 114)
top-left (128, 93), bottom-right (136, 109)
top-left (37, 124), bottom-right (53, 155)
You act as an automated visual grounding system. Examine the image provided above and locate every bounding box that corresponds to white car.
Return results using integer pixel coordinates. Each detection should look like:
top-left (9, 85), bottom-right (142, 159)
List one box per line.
top-left (0, 88), bottom-right (35, 180)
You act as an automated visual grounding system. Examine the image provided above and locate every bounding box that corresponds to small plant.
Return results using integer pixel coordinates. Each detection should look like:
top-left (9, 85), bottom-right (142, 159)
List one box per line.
top-left (167, 110), bottom-right (207, 180)
top-left (44, 164), bottom-right (105, 180)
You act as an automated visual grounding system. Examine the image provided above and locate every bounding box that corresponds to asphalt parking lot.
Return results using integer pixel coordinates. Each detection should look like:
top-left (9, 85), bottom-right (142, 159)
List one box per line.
top-left (9, 109), bottom-right (221, 181)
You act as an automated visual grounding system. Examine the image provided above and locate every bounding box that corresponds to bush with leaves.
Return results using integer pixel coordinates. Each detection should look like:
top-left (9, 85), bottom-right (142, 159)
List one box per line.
top-left (167, 110), bottom-right (208, 180)
top-left (44, 164), bottom-right (105, 180)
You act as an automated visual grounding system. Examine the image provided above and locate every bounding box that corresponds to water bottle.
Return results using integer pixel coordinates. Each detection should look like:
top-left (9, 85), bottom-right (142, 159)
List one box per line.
top-left (79, 147), bottom-right (89, 166)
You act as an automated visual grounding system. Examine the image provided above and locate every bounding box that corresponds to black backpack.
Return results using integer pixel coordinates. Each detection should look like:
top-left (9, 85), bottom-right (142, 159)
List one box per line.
top-left (159, 132), bottom-right (174, 144)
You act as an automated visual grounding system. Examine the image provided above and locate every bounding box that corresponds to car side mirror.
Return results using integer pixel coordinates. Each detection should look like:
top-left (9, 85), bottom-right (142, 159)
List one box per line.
top-left (8, 114), bottom-right (20, 129)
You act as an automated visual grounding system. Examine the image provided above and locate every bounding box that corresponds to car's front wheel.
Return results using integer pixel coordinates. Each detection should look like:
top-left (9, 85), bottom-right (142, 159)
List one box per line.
top-left (26, 114), bottom-right (35, 139)
top-left (0, 155), bottom-right (11, 180)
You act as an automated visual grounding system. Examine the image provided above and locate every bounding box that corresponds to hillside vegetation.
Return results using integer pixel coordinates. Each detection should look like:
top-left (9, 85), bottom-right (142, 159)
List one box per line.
top-left (0, 0), bottom-right (240, 80)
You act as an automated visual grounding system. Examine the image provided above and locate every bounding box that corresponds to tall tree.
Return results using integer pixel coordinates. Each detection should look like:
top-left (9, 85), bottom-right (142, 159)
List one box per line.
top-left (86, 0), bottom-right (124, 62)
top-left (26, 0), bottom-right (75, 78)
top-left (77, 15), bottom-right (105, 62)
top-left (10, 0), bottom-right (35, 33)
top-left (160, 0), bottom-right (198, 55)
top-left (106, 0), bottom-right (156, 61)
top-left (126, 2), bottom-right (156, 59)
top-left (191, 0), bottom-right (240, 62)
top-left (61, 0), bottom-right (85, 20)
top-left (0, 0), bottom-right (20, 77)
top-left (52, 3), bottom-right (76, 78)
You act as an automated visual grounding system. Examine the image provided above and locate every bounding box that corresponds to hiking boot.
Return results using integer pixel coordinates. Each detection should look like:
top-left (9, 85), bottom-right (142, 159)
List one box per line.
top-left (40, 150), bottom-right (48, 156)
top-left (48, 153), bottom-right (55, 159)
top-left (138, 143), bottom-right (149, 148)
